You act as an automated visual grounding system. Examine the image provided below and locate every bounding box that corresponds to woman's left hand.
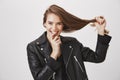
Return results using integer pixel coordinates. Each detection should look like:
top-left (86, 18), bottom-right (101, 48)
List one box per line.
top-left (91, 16), bottom-right (109, 35)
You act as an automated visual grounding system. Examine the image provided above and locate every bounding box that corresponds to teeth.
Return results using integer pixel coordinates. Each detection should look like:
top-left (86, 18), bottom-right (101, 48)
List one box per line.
top-left (51, 31), bottom-right (58, 34)
top-left (52, 32), bottom-right (57, 34)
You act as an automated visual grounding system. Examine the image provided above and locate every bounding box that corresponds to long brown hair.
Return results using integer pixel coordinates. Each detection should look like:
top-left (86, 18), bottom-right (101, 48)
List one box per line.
top-left (43, 4), bottom-right (96, 32)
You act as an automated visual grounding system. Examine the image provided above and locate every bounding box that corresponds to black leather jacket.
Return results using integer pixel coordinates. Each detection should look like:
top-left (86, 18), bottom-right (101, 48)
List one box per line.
top-left (27, 32), bottom-right (111, 80)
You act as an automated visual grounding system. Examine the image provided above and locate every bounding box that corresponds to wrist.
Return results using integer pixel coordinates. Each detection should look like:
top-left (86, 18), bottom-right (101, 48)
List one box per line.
top-left (98, 30), bottom-right (104, 36)
top-left (50, 52), bottom-right (58, 60)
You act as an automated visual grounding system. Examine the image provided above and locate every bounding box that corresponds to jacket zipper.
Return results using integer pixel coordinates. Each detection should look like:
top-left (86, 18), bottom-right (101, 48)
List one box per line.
top-left (66, 45), bottom-right (73, 80)
top-left (52, 72), bottom-right (56, 80)
top-left (47, 72), bottom-right (56, 80)
top-left (74, 56), bottom-right (84, 72)
top-left (48, 74), bottom-right (53, 80)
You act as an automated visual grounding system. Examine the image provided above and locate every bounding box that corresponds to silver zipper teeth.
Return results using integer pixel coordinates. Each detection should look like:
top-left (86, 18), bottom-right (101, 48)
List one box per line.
top-left (53, 72), bottom-right (56, 80)
top-left (74, 56), bottom-right (84, 72)
top-left (66, 70), bottom-right (72, 80)
top-left (47, 72), bottom-right (56, 80)
top-left (66, 46), bottom-right (73, 80)
top-left (66, 47), bottom-right (73, 68)
top-left (48, 74), bottom-right (53, 80)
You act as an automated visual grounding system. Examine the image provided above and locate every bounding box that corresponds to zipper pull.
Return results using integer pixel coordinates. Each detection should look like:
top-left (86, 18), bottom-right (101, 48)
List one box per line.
top-left (74, 56), bottom-right (84, 72)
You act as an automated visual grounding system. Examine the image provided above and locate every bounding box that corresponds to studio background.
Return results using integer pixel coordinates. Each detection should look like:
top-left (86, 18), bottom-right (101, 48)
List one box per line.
top-left (0, 0), bottom-right (120, 80)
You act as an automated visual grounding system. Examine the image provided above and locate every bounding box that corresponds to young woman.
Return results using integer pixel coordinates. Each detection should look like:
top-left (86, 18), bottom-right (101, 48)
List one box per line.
top-left (27, 4), bottom-right (112, 80)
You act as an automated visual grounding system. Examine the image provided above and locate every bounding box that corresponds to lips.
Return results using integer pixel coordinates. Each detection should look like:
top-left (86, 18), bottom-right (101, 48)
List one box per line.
top-left (52, 32), bottom-right (58, 35)
top-left (50, 30), bottom-right (59, 36)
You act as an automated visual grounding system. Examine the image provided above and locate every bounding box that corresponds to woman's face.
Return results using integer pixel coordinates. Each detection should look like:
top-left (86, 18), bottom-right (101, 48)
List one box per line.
top-left (44, 13), bottom-right (63, 37)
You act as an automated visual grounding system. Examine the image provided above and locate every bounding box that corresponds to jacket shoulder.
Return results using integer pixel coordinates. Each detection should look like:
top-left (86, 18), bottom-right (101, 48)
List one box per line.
top-left (61, 36), bottom-right (77, 43)
top-left (27, 37), bottom-right (40, 47)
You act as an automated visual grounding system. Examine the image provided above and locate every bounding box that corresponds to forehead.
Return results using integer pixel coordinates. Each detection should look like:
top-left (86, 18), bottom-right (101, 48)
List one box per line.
top-left (46, 13), bottom-right (62, 22)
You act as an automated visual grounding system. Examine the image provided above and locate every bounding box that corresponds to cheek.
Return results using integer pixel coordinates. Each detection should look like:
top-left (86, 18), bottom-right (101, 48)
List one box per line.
top-left (59, 26), bottom-right (63, 31)
top-left (47, 28), bottom-right (51, 32)
top-left (45, 24), bottom-right (51, 30)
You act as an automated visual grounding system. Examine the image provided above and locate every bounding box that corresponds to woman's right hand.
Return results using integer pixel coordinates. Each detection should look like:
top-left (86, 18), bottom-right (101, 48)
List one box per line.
top-left (50, 34), bottom-right (62, 60)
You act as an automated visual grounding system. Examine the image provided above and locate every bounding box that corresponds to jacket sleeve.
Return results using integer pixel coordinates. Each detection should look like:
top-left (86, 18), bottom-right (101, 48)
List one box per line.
top-left (27, 44), bottom-right (60, 80)
top-left (79, 34), bottom-right (112, 63)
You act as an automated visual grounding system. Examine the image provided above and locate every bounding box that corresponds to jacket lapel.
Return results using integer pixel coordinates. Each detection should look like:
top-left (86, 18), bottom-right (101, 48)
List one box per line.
top-left (35, 32), bottom-right (51, 59)
top-left (61, 37), bottom-right (74, 68)
top-left (35, 31), bottom-right (73, 67)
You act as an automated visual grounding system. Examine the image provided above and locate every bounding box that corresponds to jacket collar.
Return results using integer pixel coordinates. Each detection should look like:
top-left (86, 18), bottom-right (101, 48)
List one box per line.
top-left (35, 31), bottom-right (52, 57)
top-left (35, 31), bottom-right (74, 66)
top-left (35, 31), bottom-right (48, 45)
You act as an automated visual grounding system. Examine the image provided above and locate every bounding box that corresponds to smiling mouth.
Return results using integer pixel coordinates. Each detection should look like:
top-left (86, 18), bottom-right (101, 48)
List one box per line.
top-left (50, 31), bottom-right (59, 35)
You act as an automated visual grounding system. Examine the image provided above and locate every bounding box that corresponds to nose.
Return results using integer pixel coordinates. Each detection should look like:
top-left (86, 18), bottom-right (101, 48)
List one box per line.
top-left (52, 24), bottom-right (58, 32)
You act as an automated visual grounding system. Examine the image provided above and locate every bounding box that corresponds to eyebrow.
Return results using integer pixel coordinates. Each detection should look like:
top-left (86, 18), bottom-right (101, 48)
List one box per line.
top-left (48, 21), bottom-right (62, 23)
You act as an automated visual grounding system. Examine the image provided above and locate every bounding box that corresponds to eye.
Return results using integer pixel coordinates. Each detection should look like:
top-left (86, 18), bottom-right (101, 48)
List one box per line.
top-left (48, 22), bottom-right (53, 25)
top-left (57, 22), bottom-right (63, 25)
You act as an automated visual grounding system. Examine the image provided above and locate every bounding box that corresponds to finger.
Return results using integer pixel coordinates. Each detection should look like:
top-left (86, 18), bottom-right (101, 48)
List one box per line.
top-left (90, 23), bottom-right (96, 27)
top-left (101, 20), bottom-right (106, 26)
top-left (53, 36), bottom-right (60, 41)
top-left (51, 33), bottom-right (56, 39)
top-left (101, 17), bottom-right (106, 25)
top-left (95, 16), bottom-right (104, 24)
top-left (104, 29), bottom-right (109, 34)
top-left (95, 17), bottom-right (100, 24)
top-left (56, 39), bottom-right (62, 44)
top-left (94, 22), bottom-right (99, 27)
top-left (101, 19), bottom-right (106, 27)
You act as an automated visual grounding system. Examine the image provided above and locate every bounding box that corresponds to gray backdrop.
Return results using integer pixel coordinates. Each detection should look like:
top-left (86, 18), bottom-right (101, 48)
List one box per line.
top-left (0, 0), bottom-right (120, 80)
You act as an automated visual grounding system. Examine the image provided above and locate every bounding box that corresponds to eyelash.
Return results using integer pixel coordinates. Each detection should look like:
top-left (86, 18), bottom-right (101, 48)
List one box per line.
top-left (57, 23), bottom-right (61, 25)
top-left (48, 23), bottom-right (62, 25)
top-left (48, 22), bottom-right (52, 25)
